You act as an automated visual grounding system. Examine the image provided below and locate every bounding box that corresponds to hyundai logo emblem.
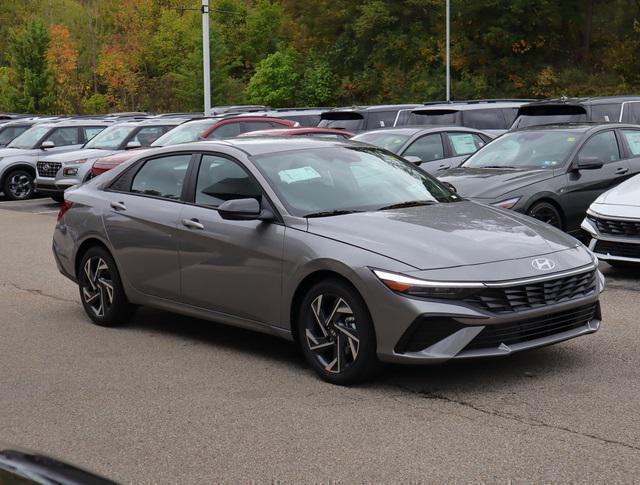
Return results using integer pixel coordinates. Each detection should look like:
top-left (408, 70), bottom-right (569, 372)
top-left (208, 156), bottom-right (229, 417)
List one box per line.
top-left (531, 258), bottom-right (556, 271)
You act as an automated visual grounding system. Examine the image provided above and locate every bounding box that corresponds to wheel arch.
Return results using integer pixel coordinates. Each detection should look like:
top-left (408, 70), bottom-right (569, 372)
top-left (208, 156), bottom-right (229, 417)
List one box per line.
top-left (0, 162), bottom-right (36, 187)
top-left (74, 236), bottom-right (113, 280)
top-left (525, 195), bottom-right (566, 229)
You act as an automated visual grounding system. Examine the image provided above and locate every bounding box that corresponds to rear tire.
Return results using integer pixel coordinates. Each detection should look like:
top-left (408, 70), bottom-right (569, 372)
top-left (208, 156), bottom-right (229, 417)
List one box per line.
top-left (51, 193), bottom-right (64, 203)
top-left (3, 169), bottom-right (34, 200)
top-left (78, 246), bottom-right (135, 327)
top-left (297, 278), bottom-right (379, 385)
top-left (527, 201), bottom-right (563, 229)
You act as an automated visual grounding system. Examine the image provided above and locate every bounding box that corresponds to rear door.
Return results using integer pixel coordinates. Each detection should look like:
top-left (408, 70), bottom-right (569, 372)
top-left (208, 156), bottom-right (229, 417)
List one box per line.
top-left (564, 130), bottom-right (631, 229)
top-left (103, 152), bottom-right (193, 299)
top-left (177, 153), bottom-right (284, 325)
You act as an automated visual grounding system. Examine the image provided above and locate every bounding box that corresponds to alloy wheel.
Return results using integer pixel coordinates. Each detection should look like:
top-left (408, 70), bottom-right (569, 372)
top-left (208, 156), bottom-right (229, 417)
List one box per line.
top-left (81, 257), bottom-right (114, 317)
top-left (8, 173), bottom-right (33, 199)
top-left (305, 294), bottom-right (360, 374)
top-left (529, 205), bottom-right (561, 228)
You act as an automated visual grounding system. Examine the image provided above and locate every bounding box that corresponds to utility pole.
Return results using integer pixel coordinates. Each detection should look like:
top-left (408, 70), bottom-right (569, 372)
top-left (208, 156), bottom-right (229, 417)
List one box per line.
top-left (445, 0), bottom-right (451, 101)
top-left (202, 0), bottom-right (211, 115)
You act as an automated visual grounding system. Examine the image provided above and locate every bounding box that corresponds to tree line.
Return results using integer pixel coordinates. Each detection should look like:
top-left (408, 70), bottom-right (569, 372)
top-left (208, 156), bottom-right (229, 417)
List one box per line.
top-left (0, 0), bottom-right (638, 114)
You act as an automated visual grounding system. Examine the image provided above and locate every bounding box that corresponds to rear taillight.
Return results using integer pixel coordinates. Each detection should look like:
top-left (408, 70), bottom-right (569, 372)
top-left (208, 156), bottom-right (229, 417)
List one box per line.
top-left (57, 200), bottom-right (74, 221)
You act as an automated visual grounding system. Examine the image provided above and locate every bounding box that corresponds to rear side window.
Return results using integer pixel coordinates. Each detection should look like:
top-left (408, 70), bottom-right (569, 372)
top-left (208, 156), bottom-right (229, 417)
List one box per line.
top-left (578, 131), bottom-right (620, 163)
top-left (365, 111), bottom-right (397, 130)
top-left (195, 154), bottom-right (262, 207)
top-left (208, 122), bottom-right (241, 139)
top-left (591, 104), bottom-right (621, 122)
top-left (130, 154), bottom-right (191, 200)
top-left (622, 102), bottom-right (640, 123)
top-left (84, 126), bottom-right (105, 141)
top-left (45, 127), bottom-right (80, 146)
top-left (403, 134), bottom-right (444, 161)
top-left (446, 132), bottom-right (486, 156)
top-left (242, 121), bottom-right (277, 133)
top-left (463, 109), bottom-right (504, 130)
top-left (621, 130), bottom-right (640, 156)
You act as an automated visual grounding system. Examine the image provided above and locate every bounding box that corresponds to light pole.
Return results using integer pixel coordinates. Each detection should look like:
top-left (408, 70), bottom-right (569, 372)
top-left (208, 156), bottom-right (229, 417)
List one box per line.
top-left (202, 0), bottom-right (211, 114)
top-left (445, 0), bottom-right (450, 101)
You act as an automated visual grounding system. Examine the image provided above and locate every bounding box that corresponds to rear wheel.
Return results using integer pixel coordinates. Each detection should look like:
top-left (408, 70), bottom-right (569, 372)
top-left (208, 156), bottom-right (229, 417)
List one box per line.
top-left (3, 169), bottom-right (34, 200)
top-left (527, 201), bottom-right (563, 229)
top-left (51, 193), bottom-right (64, 203)
top-left (298, 279), bottom-right (379, 385)
top-left (78, 246), bottom-right (135, 327)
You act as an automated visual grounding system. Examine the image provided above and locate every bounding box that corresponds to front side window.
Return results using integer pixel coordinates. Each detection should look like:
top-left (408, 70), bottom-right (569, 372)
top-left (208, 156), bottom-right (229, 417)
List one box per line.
top-left (403, 134), bottom-right (444, 161)
top-left (464, 130), bottom-right (579, 169)
top-left (252, 146), bottom-right (458, 217)
top-left (195, 155), bottom-right (262, 207)
top-left (44, 127), bottom-right (80, 146)
top-left (578, 131), bottom-right (620, 162)
top-left (8, 126), bottom-right (51, 149)
top-left (130, 154), bottom-right (191, 200)
top-left (365, 111), bottom-right (396, 130)
top-left (0, 125), bottom-right (29, 145)
top-left (446, 132), bottom-right (486, 156)
top-left (591, 104), bottom-right (621, 122)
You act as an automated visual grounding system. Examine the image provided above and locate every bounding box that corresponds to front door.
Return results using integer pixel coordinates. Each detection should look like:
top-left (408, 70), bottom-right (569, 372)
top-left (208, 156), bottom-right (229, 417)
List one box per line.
top-left (178, 153), bottom-right (284, 326)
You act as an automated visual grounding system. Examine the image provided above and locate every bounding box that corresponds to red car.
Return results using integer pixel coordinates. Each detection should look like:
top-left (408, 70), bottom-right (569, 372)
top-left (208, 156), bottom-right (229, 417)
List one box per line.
top-left (91, 116), bottom-right (296, 177)
top-left (237, 127), bottom-right (353, 139)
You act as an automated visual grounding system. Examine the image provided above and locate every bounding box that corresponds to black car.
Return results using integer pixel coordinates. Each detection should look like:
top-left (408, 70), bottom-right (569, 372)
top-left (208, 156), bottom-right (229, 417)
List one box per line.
top-left (437, 123), bottom-right (640, 234)
top-left (318, 104), bottom-right (421, 133)
top-left (352, 126), bottom-right (493, 174)
top-left (394, 99), bottom-right (535, 135)
top-left (511, 96), bottom-right (640, 129)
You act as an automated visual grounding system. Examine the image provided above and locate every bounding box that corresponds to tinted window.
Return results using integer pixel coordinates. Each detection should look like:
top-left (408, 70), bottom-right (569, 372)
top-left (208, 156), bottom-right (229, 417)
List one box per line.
top-left (132, 126), bottom-right (167, 146)
top-left (195, 155), bottom-right (262, 207)
top-left (407, 110), bottom-right (458, 126)
top-left (365, 111), bottom-right (397, 130)
top-left (318, 117), bottom-right (364, 131)
top-left (45, 127), bottom-right (80, 146)
top-left (84, 126), bottom-right (105, 141)
top-left (403, 134), bottom-right (444, 161)
top-left (352, 132), bottom-right (411, 153)
top-left (501, 108), bottom-right (519, 126)
top-left (130, 154), bottom-right (191, 200)
top-left (208, 122), bottom-right (241, 139)
top-left (463, 109), bottom-right (503, 129)
top-left (591, 104), bottom-right (621, 122)
top-left (0, 125), bottom-right (29, 145)
top-left (446, 132), bottom-right (486, 156)
top-left (152, 119), bottom-right (217, 146)
top-left (579, 131), bottom-right (620, 163)
top-left (622, 130), bottom-right (640, 156)
top-left (242, 121), bottom-right (277, 133)
top-left (623, 102), bottom-right (640, 123)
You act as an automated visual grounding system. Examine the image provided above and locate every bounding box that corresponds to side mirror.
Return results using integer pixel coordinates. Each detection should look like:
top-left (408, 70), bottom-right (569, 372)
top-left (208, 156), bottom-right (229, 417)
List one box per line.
top-left (218, 198), bottom-right (273, 221)
top-left (403, 155), bottom-right (422, 165)
top-left (575, 157), bottom-right (604, 170)
top-left (442, 181), bottom-right (457, 193)
top-left (126, 141), bottom-right (142, 149)
top-left (40, 140), bottom-right (55, 149)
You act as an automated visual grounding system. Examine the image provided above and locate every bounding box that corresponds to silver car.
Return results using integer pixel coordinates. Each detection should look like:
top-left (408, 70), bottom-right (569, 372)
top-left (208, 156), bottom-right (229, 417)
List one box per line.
top-left (53, 138), bottom-right (604, 384)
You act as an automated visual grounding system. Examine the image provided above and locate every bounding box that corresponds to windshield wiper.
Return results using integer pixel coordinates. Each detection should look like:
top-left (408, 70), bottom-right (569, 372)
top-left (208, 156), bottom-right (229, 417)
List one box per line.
top-left (480, 165), bottom-right (516, 169)
top-left (377, 200), bottom-right (437, 211)
top-left (304, 209), bottom-right (364, 218)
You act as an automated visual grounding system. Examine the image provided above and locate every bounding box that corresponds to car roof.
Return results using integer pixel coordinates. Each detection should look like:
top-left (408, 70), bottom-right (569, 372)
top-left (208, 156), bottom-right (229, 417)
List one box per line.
top-left (325, 104), bottom-right (422, 114)
top-left (521, 96), bottom-right (640, 107)
top-left (239, 127), bottom-right (351, 136)
top-left (411, 101), bottom-right (529, 112)
top-left (30, 119), bottom-right (114, 128)
top-left (354, 125), bottom-right (486, 136)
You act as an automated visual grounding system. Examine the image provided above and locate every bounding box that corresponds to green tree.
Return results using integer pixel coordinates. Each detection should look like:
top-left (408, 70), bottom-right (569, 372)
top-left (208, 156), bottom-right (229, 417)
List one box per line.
top-left (246, 48), bottom-right (300, 107)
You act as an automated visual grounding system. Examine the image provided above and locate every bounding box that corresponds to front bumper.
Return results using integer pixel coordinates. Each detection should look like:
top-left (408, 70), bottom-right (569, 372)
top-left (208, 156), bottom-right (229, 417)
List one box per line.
top-left (35, 182), bottom-right (67, 195)
top-left (582, 216), bottom-right (640, 263)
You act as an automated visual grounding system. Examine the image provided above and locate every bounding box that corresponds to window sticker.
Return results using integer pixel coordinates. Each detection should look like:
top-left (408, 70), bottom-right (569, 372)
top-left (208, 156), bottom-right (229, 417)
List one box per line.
top-left (278, 166), bottom-right (322, 184)
top-left (450, 134), bottom-right (478, 154)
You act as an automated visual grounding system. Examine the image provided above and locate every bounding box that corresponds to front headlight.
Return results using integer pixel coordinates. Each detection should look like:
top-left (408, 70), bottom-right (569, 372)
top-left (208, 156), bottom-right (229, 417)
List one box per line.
top-left (492, 197), bottom-right (521, 209)
top-left (63, 167), bottom-right (78, 176)
top-left (372, 269), bottom-right (484, 299)
top-left (64, 158), bottom-right (87, 165)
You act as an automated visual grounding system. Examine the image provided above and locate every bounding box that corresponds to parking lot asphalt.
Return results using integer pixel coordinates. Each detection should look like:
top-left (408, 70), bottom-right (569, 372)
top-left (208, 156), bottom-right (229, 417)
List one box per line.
top-left (1, 204), bottom-right (639, 483)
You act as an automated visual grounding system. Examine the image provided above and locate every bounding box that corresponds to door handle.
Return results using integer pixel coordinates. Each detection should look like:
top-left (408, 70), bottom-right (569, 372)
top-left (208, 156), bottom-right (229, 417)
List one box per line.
top-left (616, 167), bottom-right (629, 175)
top-left (110, 201), bottom-right (127, 211)
top-left (182, 218), bottom-right (204, 230)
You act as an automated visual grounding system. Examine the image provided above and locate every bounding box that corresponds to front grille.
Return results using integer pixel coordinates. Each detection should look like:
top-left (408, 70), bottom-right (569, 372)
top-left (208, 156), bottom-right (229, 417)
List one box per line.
top-left (594, 240), bottom-right (640, 259)
top-left (463, 270), bottom-right (597, 314)
top-left (591, 216), bottom-right (640, 237)
top-left (463, 303), bottom-right (599, 352)
top-left (37, 161), bottom-right (62, 178)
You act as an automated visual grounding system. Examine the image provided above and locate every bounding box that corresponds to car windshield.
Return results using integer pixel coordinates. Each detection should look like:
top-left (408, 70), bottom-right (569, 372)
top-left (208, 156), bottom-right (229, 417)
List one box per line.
top-left (352, 132), bottom-right (411, 153)
top-left (152, 119), bottom-right (216, 146)
top-left (84, 125), bottom-right (137, 150)
top-left (0, 125), bottom-right (30, 145)
top-left (7, 126), bottom-right (51, 149)
top-left (252, 146), bottom-right (459, 217)
top-left (463, 130), bottom-right (579, 169)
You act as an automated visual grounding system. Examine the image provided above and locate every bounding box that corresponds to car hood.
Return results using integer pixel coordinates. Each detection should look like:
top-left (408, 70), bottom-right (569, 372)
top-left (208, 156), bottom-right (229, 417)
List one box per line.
top-left (593, 173), bottom-right (640, 207)
top-left (306, 201), bottom-right (579, 270)
top-left (39, 148), bottom-right (117, 163)
top-left (437, 167), bottom-right (555, 199)
top-left (95, 148), bottom-right (151, 166)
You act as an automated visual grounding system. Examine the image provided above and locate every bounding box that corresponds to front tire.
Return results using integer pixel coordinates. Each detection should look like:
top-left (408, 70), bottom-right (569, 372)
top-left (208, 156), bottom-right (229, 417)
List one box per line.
top-left (527, 201), bottom-right (563, 229)
top-left (3, 169), bottom-right (34, 200)
top-left (51, 193), bottom-right (64, 203)
top-left (78, 246), bottom-right (135, 327)
top-left (298, 279), bottom-right (379, 385)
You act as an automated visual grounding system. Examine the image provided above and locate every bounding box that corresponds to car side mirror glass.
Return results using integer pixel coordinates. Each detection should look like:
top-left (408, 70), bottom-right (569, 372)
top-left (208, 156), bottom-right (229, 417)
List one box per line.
top-left (218, 198), bottom-right (272, 221)
top-left (575, 157), bottom-right (604, 170)
top-left (40, 140), bottom-right (55, 149)
top-left (126, 141), bottom-right (142, 149)
top-left (442, 181), bottom-right (457, 193)
top-left (403, 155), bottom-right (422, 165)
